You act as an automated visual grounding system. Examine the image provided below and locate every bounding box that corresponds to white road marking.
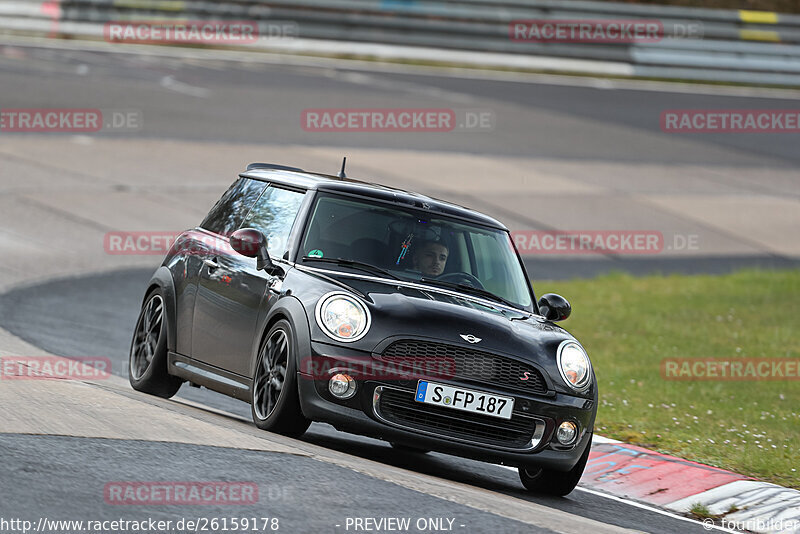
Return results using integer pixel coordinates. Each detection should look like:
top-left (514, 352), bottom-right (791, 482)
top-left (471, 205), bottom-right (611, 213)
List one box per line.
top-left (159, 75), bottom-right (211, 98)
top-left (666, 481), bottom-right (800, 532)
top-left (592, 434), bottom-right (623, 445)
top-left (156, 398), bottom-right (731, 532)
top-left (499, 464), bottom-right (741, 532)
top-left (573, 487), bottom-right (741, 533)
top-left (164, 399), bottom-right (718, 531)
top-left (327, 70), bottom-right (477, 103)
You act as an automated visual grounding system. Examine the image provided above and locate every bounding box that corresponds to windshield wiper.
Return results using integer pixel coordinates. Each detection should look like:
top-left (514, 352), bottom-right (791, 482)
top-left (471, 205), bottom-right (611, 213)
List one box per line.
top-left (301, 256), bottom-right (401, 280)
top-left (419, 278), bottom-right (517, 308)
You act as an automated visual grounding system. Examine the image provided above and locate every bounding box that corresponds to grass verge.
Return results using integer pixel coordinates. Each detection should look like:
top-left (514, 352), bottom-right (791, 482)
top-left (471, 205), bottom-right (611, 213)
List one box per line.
top-left (541, 269), bottom-right (799, 489)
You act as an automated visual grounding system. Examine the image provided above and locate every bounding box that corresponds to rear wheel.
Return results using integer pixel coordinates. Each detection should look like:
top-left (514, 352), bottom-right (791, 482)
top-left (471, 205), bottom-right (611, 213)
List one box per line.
top-left (251, 320), bottom-right (310, 437)
top-left (129, 289), bottom-right (183, 398)
top-left (519, 436), bottom-right (591, 496)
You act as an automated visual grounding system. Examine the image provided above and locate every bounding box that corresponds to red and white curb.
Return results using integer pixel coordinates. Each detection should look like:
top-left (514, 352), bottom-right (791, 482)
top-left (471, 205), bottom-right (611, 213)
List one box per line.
top-left (580, 435), bottom-right (800, 533)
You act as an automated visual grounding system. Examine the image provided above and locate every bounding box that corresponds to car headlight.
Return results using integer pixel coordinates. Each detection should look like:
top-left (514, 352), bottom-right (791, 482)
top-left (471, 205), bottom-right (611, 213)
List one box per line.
top-left (557, 341), bottom-right (592, 391)
top-left (315, 292), bottom-right (371, 343)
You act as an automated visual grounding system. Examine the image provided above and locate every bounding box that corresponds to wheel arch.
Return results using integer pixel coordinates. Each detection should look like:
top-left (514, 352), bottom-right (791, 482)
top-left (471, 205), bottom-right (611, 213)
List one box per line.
top-left (251, 295), bottom-right (312, 379)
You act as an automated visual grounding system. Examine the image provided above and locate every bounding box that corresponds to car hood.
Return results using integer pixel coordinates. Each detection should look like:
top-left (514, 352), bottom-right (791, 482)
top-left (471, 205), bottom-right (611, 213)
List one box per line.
top-left (295, 269), bottom-right (583, 393)
top-left (367, 282), bottom-right (572, 355)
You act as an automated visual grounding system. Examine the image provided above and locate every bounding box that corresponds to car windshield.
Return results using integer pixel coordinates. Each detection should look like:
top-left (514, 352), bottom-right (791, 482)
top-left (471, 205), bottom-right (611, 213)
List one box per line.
top-left (298, 193), bottom-right (533, 310)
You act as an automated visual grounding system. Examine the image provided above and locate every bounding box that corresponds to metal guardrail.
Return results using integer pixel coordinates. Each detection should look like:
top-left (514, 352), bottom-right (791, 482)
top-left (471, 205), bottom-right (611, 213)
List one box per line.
top-left (2, 0), bottom-right (800, 85)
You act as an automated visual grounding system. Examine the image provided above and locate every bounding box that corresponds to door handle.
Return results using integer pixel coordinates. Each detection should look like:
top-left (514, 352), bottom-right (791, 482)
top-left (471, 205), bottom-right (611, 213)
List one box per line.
top-left (203, 258), bottom-right (220, 271)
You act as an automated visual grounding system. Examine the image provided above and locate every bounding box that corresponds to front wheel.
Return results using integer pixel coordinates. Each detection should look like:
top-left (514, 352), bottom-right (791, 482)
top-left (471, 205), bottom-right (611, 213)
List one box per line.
top-left (251, 320), bottom-right (310, 437)
top-left (129, 289), bottom-right (183, 398)
top-left (519, 435), bottom-right (591, 496)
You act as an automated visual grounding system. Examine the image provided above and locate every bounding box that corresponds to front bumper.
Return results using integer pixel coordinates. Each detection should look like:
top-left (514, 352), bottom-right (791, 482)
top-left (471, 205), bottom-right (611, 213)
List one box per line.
top-left (297, 342), bottom-right (597, 471)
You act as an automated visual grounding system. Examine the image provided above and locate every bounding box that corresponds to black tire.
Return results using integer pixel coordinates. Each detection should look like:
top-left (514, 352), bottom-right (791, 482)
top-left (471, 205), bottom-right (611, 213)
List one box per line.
top-left (251, 320), bottom-right (310, 437)
top-left (129, 288), bottom-right (183, 398)
top-left (519, 435), bottom-right (591, 496)
top-left (390, 442), bottom-right (430, 454)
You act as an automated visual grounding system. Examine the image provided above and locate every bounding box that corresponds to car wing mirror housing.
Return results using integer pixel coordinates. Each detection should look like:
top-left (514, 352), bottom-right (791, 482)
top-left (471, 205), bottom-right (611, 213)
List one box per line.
top-left (230, 228), bottom-right (283, 276)
top-left (538, 293), bottom-right (571, 322)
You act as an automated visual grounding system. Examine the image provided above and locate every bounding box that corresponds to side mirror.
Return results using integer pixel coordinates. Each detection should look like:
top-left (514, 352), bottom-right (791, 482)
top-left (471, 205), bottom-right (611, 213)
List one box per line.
top-left (538, 293), bottom-right (571, 322)
top-left (230, 228), bottom-right (281, 275)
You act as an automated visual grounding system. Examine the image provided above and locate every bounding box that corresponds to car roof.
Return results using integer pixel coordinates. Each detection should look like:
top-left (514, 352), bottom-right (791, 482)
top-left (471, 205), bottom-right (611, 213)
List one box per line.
top-left (240, 164), bottom-right (507, 230)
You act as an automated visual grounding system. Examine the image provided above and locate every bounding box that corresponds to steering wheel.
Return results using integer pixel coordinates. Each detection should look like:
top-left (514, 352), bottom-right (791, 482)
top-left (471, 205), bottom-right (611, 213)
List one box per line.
top-left (438, 272), bottom-right (485, 290)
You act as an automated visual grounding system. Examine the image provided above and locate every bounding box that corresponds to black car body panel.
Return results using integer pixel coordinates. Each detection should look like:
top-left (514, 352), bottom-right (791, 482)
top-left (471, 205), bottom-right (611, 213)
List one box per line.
top-left (139, 165), bottom-right (597, 473)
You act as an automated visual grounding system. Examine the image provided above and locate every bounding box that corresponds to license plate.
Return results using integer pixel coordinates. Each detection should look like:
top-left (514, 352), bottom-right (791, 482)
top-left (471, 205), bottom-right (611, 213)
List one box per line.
top-left (415, 380), bottom-right (515, 420)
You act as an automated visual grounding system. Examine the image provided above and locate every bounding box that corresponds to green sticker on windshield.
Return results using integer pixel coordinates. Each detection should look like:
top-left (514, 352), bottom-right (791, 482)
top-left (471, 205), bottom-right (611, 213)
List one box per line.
top-left (308, 249), bottom-right (324, 258)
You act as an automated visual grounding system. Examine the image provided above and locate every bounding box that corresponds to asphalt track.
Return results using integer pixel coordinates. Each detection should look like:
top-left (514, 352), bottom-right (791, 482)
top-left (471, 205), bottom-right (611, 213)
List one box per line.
top-left (0, 268), bottom-right (708, 534)
top-left (1, 434), bottom-right (545, 533)
top-left (1, 40), bottom-right (798, 281)
top-left (1, 43), bottom-right (799, 164)
top-left (1, 37), bottom-right (797, 534)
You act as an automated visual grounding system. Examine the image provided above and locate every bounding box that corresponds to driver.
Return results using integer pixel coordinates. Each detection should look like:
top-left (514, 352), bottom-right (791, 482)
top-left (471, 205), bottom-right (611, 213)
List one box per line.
top-left (412, 240), bottom-right (449, 277)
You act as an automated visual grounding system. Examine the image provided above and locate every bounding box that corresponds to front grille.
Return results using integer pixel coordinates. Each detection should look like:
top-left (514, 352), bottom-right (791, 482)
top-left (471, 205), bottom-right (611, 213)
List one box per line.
top-left (376, 387), bottom-right (537, 449)
top-left (381, 340), bottom-right (548, 395)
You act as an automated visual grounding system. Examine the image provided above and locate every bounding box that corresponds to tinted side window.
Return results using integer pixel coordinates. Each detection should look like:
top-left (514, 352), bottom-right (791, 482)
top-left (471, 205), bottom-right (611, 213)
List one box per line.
top-left (469, 231), bottom-right (531, 307)
top-left (244, 186), bottom-right (305, 258)
top-left (200, 178), bottom-right (267, 235)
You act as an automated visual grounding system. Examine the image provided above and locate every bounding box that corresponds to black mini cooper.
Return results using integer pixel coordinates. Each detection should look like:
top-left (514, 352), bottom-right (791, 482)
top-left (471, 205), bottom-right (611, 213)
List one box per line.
top-left (129, 162), bottom-right (597, 495)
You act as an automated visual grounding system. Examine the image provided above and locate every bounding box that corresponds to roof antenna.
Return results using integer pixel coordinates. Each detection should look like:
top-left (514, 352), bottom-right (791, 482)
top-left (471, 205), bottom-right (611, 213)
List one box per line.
top-left (337, 157), bottom-right (347, 179)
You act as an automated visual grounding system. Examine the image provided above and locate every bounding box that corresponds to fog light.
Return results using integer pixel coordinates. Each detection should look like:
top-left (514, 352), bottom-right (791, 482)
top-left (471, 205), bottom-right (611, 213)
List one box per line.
top-left (556, 421), bottom-right (578, 445)
top-left (328, 373), bottom-right (356, 399)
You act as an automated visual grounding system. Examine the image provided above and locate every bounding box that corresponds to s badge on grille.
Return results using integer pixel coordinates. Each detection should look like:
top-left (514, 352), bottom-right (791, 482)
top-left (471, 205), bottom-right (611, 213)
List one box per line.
top-left (459, 334), bottom-right (481, 344)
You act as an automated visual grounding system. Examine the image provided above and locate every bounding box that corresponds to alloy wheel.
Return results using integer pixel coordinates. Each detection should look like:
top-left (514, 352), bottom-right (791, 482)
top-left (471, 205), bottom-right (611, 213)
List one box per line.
top-left (130, 295), bottom-right (164, 380)
top-left (253, 328), bottom-right (289, 420)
